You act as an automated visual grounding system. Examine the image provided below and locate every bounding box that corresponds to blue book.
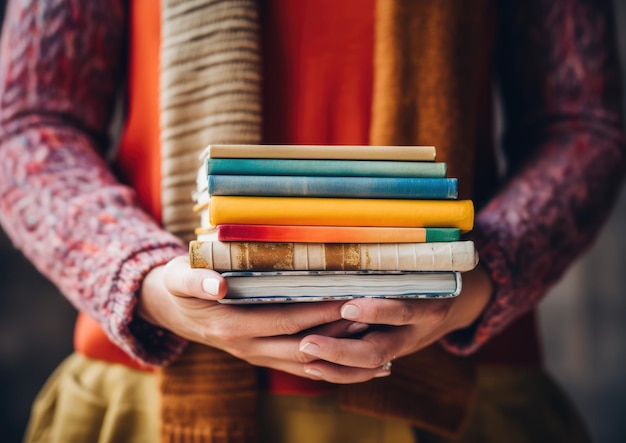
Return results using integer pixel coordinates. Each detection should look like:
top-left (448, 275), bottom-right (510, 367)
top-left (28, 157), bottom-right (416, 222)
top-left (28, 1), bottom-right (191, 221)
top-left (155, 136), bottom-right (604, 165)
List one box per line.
top-left (207, 175), bottom-right (458, 199)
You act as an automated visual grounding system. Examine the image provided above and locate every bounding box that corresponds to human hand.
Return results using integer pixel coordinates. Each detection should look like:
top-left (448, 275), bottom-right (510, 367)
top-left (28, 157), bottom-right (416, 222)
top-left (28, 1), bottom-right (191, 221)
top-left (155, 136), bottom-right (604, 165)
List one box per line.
top-left (136, 256), bottom-right (378, 378)
top-left (298, 266), bottom-right (493, 383)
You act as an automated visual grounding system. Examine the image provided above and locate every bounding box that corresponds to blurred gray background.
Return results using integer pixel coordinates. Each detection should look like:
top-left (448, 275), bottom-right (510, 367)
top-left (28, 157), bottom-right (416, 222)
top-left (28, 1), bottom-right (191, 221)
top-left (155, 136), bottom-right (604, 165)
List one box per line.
top-left (1, 1), bottom-right (625, 442)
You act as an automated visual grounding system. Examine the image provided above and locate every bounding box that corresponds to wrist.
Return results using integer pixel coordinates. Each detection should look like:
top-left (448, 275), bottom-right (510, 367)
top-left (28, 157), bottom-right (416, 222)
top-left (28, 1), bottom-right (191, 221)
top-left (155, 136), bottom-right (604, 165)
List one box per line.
top-left (447, 265), bottom-right (493, 332)
top-left (136, 264), bottom-right (171, 327)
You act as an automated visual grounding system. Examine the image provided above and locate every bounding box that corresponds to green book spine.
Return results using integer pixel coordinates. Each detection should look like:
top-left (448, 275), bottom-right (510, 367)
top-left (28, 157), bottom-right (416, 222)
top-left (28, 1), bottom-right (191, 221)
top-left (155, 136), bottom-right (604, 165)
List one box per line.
top-left (424, 228), bottom-right (461, 242)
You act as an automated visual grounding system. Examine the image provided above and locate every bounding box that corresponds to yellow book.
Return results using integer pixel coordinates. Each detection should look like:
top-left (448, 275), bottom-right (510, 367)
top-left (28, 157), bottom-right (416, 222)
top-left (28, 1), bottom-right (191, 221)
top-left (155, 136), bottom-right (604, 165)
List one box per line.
top-left (209, 196), bottom-right (474, 232)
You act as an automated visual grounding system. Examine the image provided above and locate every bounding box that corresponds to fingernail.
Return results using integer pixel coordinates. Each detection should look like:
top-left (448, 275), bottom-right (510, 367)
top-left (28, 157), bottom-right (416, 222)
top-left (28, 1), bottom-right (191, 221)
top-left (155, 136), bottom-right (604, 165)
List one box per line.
top-left (341, 304), bottom-right (360, 320)
top-left (299, 342), bottom-right (321, 357)
top-left (346, 322), bottom-right (369, 334)
top-left (305, 368), bottom-right (323, 378)
top-left (202, 277), bottom-right (220, 295)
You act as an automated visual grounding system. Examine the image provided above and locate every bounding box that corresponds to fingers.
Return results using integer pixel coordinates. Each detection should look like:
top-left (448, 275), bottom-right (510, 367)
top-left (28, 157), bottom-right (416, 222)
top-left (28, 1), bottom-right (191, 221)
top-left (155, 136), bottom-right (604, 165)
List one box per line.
top-left (339, 298), bottom-right (452, 327)
top-left (236, 336), bottom-right (390, 384)
top-left (243, 321), bottom-right (370, 363)
top-left (163, 255), bottom-right (227, 300)
top-left (299, 328), bottom-right (405, 370)
top-left (304, 299), bottom-right (455, 371)
top-left (302, 361), bottom-right (391, 383)
top-left (262, 360), bottom-right (390, 384)
top-left (222, 302), bottom-right (345, 338)
top-left (306, 319), bottom-right (370, 337)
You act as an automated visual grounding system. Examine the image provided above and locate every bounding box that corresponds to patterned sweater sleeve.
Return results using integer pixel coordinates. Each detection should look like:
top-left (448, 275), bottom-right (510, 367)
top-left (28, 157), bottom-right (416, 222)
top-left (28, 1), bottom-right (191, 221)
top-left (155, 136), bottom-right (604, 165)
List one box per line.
top-left (442, 0), bottom-right (626, 354)
top-left (0, 0), bottom-right (188, 366)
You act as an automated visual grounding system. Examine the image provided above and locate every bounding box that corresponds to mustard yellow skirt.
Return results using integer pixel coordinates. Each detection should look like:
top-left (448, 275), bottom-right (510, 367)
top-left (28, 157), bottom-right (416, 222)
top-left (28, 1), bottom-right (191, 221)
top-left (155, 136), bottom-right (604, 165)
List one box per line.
top-left (24, 353), bottom-right (590, 443)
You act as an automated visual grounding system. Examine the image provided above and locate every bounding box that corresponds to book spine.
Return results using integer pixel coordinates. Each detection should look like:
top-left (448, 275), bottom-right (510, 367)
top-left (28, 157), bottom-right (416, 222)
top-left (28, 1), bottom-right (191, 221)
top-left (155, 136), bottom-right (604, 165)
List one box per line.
top-left (201, 144), bottom-right (436, 161)
top-left (207, 176), bottom-right (457, 199)
top-left (206, 158), bottom-right (447, 177)
top-left (189, 240), bottom-right (478, 272)
top-left (215, 225), bottom-right (460, 243)
top-left (209, 196), bottom-right (475, 232)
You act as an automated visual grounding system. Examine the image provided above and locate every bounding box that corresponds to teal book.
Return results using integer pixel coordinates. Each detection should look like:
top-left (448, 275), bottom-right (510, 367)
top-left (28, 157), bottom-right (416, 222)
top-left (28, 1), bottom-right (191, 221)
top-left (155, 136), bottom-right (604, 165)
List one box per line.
top-left (206, 158), bottom-right (447, 178)
top-left (207, 175), bottom-right (458, 199)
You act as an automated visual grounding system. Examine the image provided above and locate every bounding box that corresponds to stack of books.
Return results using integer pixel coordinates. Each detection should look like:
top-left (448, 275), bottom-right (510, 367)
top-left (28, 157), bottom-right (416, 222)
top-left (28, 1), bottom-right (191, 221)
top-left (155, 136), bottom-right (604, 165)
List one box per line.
top-left (189, 144), bottom-right (478, 303)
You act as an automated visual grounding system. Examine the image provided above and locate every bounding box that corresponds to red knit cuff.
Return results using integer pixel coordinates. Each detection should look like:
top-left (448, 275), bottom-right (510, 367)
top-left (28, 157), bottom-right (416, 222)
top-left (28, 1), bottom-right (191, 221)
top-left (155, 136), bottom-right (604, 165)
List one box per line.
top-left (106, 242), bottom-right (190, 366)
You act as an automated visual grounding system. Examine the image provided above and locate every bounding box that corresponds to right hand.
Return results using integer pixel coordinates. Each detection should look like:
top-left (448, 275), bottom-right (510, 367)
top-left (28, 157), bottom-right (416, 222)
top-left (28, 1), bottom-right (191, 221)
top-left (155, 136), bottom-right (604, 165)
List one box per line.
top-left (135, 255), bottom-right (383, 381)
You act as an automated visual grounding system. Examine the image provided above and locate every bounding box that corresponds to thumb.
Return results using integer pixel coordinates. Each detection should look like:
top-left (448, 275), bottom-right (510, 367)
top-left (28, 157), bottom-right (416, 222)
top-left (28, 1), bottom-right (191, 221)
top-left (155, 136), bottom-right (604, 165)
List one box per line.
top-left (163, 255), bottom-right (228, 300)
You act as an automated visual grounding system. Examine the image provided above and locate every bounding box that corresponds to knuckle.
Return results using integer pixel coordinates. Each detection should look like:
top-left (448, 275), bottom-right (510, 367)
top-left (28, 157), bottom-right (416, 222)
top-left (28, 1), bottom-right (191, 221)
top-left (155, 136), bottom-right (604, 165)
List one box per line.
top-left (163, 256), bottom-right (184, 278)
top-left (427, 301), bottom-right (450, 325)
top-left (398, 302), bottom-right (416, 324)
top-left (202, 322), bottom-right (240, 343)
top-left (275, 314), bottom-right (303, 335)
top-left (221, 328), bottom-right (242, 343)
top-left (296, 351), bottom-right (316, 364)
top-left (367, 350), bottom-right (387, 369)
top-left (198, 324), bottom-right (216, 342)
top-left (328, 345), bottom-right (345, 363)
top-left (181, 272), bottom-right (197, 295)
top-left (321, 304), bottom-right (343, 323)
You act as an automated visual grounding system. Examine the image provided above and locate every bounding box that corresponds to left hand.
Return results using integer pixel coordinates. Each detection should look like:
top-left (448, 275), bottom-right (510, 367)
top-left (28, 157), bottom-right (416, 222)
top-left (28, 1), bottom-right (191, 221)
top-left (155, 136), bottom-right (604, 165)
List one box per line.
top-left (298, 266), bottom-right (493, 383)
